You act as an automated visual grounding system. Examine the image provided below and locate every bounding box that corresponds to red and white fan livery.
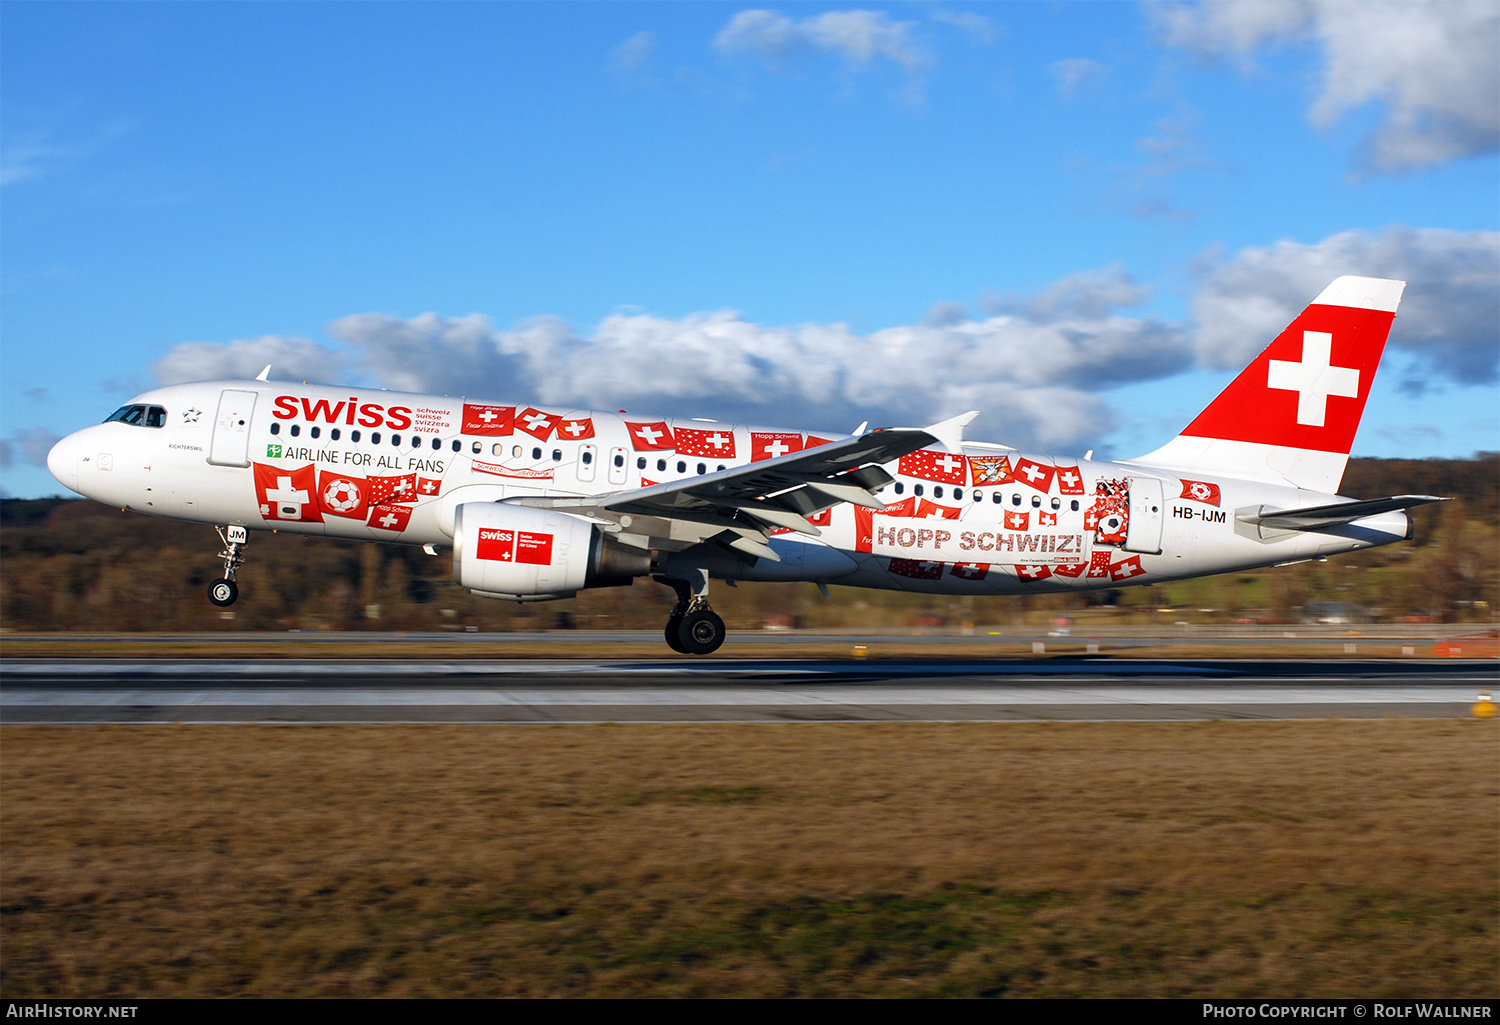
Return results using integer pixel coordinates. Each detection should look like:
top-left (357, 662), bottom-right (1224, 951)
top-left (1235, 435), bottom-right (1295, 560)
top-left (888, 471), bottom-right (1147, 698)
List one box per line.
top-left (47, 276), bottom-right (1444, 654)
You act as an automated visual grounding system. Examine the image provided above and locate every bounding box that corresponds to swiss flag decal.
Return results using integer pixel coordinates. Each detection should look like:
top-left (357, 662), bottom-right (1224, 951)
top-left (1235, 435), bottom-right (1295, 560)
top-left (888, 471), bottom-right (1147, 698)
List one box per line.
top-left (1086, 550), bottom-right (1113, 578)
top-left (950, 563), bottom-right (989, 581)
top-left (1015, 564), bottom-right (1053, 581)
top-left (917, 498), bottom-right (961, 520)
top-left (1004, 509), bottom-right (1029, 531)
top-left (367, 503), bottom-right (412, 532)
top-left (417, 477), bottom-right (442, 498)
top-left (254, 463), bottom-right (323, 523)
top-left (1110, 555), bottom-right (1146, 581)
top-left (751, 432), bottom-right (803, 462)
top-left (1052, 562), bottom-right (1089, 578)
top-left (899, 449), bottom-right (967, 485)
top-left (627, 421), bottom-right (674, 450)
top-left (461, 404), bottom-right (514, 436)
top-left (1013, 458), bottom-right (1055, 492)
top-left (1055, 465), bottom-right (1085, 495)
top-left (369, 473), bottom-right (418, 505)
top-left (675, 426), bottom-right (736, 458)
top-left (516, 408), bottom-right (557, 440)
top-left (557, 417), bottom-right (595, 441)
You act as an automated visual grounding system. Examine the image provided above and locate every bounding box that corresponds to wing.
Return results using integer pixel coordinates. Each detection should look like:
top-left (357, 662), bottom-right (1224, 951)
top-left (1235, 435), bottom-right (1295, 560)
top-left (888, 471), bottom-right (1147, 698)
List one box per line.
top-left (507, 418), bottom-right (968, 563)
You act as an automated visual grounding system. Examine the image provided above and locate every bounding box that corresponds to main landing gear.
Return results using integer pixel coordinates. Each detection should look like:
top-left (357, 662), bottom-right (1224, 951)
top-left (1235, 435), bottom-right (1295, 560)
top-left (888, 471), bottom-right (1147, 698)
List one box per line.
top-left (207, 524), bottom-right (248, 607)
top-left (658, 570), bottom-right (725, 655)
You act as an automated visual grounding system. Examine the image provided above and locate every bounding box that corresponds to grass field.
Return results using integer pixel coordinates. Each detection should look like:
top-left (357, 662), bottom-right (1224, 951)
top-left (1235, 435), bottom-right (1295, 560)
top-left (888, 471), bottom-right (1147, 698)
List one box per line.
top-left (2, 721), bottom-right (1496, 997)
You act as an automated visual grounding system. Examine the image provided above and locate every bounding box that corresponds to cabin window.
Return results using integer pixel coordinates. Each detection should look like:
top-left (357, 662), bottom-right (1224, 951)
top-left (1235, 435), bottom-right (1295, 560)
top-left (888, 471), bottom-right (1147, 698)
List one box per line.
top-left (269, 423), bottom-right (280, 436)
top-left (513, 445), bottom-right (522, 458)
top-left (532, 447), bottom-right (543, 460)
top-left (552, 449), bottom-right (562, 462)
top-left (616, 454), bottom-right (626, 468)
top-left (290, 424), bottom-right (300, 437)
top-left (934, 486), bottom-right (944, 499)
top-left (391, 434), bottom-right (401, 447)
top-left (992, 492), bottom-right (1002, 504)
top-left (1070, 499), bottom-right (1080, 511)
top-left (677, 461), bottom-right (686, 473)
top-left (657, 459), bottom-right (667, 471)
top-left (371, 432), bottom-right (381, 444)
top-left (492, 444), bottom-right (504, 456)
top-left (331, 429), bottom-right (341, 441)
top-left (451, 440), bottom-right (461, 452)
top-left (1031, 495), bottom-right (1041, 508)
top-left (637, 457), bottom-right (646, 470)
top-left (581, 450), bottom-right (593, 465)
top-left (954, 488), bottom-right (963, 500)
top-left (468, 441), bottom-right (477, 453)
top-left (309, 426), bottom-right (320, 439)
top-left (973, 491), bottom-right (983, 503)
top-left (1051, 497), bottom-right (1061, 510)
top-left (697, 462), bottom-right (706, 475)
top-left (894, 482), bottom-right (904, 495)
top-left (410, 435), bottom-right (420, 447)
top-left (433, 438), bottom-right (442, 451)
top-left (351, 430), bottom-right (361, 443)
top-left (914, 484), bottom-right (924, 497)
top-left (1011, 493), bottom-right (1021, 507)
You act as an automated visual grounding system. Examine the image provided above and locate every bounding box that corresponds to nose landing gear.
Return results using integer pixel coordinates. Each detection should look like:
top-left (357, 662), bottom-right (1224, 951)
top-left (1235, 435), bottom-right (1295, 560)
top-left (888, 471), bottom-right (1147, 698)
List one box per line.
top-left (207, 524), bottom-right (248, 607)
top-left (658, 571), bottom-right (726, 655)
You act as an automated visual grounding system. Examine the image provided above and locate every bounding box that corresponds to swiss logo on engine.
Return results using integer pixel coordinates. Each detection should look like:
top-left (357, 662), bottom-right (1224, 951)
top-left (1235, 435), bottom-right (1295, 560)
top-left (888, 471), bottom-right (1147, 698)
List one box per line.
top-left (475, 527), bottom-right (554, 565)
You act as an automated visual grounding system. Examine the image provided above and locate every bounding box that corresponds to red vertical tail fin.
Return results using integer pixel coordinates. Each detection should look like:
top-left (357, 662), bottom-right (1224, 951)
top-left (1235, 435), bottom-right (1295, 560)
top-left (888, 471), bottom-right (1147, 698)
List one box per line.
top-left (1126, 276), bottom-right (1405, 493)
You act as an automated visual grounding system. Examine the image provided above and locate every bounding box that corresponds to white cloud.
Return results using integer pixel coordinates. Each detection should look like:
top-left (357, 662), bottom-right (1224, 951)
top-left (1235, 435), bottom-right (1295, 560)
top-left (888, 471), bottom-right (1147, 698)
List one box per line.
top-left (0, 428), bottom-right (62, 468)
top-left (715, 9), bottom-right (925, 74)
top-left (1191, 227), bottom-right (1500, 382)
top-left (1049, 57), bottom-right (1106, 97)
top-left (151, 335), bottom-right (350, 386)
top-left (1149, 0), bottom-right (1500, 170)
top-left (930, 9), bottom-right (998, 46)
top-left (609, 31), bottom-right (656, 75)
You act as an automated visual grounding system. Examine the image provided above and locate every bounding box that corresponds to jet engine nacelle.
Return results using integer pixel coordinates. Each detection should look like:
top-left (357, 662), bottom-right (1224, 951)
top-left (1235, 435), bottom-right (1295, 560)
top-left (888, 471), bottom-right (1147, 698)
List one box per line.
top-left (452, 501), bottom-right (650, 601)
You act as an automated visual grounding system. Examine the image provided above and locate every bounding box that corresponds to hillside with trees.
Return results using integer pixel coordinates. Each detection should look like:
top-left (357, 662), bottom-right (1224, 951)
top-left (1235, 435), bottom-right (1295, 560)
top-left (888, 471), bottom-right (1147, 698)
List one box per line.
top-left (2, 456), bottom-right (1495, 633)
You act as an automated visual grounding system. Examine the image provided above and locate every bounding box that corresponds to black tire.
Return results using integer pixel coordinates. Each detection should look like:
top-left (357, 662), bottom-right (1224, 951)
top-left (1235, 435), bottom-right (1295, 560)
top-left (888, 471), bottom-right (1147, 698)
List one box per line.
top-left (676, 610), bottom-right (726, 655)
top-left (664, 615), bottom-right (687, 653)
top-left (207, 578), bottom-right (239, 607)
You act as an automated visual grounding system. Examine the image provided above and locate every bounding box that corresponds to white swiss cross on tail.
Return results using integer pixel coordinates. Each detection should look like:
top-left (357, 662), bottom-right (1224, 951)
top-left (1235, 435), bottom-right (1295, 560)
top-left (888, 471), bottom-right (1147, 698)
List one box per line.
top-left (1133, 276), bottom-right (1404, 494)
top-left (1268, 331), bottom-right (1359, 427)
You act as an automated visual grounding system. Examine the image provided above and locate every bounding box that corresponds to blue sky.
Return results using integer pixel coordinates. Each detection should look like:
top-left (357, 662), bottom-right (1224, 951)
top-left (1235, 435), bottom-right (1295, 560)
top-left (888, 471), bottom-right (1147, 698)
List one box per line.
top-left (4, 1), bottom-right (1497, 497)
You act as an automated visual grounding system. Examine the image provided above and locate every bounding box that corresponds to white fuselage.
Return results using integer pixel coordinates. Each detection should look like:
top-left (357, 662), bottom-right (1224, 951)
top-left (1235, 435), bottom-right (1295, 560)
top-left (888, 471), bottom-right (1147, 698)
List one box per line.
top-left (46, 380), bottom-right (1411, 596)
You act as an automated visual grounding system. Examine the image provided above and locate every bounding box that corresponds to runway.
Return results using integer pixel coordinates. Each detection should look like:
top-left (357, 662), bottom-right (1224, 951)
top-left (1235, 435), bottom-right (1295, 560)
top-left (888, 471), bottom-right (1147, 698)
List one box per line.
top-left (3, 658), bottom-right (1493, 723)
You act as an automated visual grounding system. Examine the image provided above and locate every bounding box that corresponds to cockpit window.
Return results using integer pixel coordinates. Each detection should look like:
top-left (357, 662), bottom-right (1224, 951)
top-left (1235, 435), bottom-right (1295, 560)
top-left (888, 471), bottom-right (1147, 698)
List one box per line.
top-left (104, 404), bottom-right (167, 428)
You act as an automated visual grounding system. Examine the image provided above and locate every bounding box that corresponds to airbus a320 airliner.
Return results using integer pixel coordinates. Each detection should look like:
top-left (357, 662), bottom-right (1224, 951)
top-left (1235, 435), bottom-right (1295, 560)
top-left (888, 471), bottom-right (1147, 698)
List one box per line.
top-left (47, 276), bottom-right (1442, 654)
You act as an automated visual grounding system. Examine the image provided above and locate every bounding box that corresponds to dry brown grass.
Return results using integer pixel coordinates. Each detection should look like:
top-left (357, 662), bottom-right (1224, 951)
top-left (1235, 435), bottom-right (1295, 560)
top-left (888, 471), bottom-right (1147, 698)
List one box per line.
top-left (2, 721), bottom-right (1496, 997)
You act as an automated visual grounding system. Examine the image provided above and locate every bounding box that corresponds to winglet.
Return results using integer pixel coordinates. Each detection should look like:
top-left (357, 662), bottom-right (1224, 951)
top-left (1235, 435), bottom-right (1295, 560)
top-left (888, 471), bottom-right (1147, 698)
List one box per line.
top-left (923, 411), bottom-right (980, 452)
top-left (255, 365), bottom-right (272, 381)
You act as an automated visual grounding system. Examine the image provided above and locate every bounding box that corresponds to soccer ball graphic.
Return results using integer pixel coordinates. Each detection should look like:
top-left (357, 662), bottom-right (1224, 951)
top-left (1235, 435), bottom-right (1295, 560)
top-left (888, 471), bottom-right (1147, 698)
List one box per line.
top-left (1189, 482), bottom-right (1212, 501)
top-left (323, 479), bottom-right (362, 513)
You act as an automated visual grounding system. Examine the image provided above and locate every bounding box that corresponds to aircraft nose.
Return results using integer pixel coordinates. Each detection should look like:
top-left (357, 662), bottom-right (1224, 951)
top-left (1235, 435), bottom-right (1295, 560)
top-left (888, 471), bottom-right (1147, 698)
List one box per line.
top-left (47, 433), bottom-right (82, 495)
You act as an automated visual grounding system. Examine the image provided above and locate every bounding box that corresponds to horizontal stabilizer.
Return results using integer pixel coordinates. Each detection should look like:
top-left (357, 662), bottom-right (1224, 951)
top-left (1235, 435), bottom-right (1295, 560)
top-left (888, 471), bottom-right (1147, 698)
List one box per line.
top-left (1240, 494), bottom-right (1446, 531)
